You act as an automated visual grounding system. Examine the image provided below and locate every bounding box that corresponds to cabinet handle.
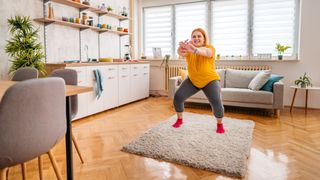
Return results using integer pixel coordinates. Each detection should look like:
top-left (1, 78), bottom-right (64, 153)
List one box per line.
top-left (143, 66), bottom-right (147, 68)
top-left (133, 74), bottom-right (138, 76)
top-left (143, 73), bottom-right (148, 75)
top-left (133, 67), bottom-right (138, 69)
top-left (122, 68), bottom-right (127, 70)
top-left (108, 77), bottom-right (115, 79)
top-left (121, 75), bottom-right (127, 78)
top-left (108, 68), bottom-right (115, 70)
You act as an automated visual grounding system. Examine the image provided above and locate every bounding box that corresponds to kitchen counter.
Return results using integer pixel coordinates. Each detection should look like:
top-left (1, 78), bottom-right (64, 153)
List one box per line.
top-left (46, 61), bottom-right (150, 68)
top-left (44, 61), bottom-right (150, 76)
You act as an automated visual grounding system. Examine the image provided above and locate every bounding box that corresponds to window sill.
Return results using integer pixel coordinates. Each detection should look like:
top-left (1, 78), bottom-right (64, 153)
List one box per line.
top-left (145, 58), bottom-right (300, 62)
top-left (216, 59), bottom-right (300, 62)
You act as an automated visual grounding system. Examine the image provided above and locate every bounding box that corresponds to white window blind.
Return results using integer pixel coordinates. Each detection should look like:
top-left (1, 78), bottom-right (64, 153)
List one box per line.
top-left (175, 2), bottom-right (208, 56)
top-left (211, 0), bottom-right (249, 56)
top-left (144, 6), bottom-right (172, 57)
top-left (252, 0), bottom-right (296, 56)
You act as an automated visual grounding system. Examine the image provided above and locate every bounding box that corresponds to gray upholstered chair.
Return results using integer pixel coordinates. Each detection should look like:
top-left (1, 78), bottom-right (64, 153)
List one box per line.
top-left (11, 67), bottom-right (39, 81)
top-left (0, 78), bottom-right (66, 180)
top-left (51, 69), bottom-right (84, 163)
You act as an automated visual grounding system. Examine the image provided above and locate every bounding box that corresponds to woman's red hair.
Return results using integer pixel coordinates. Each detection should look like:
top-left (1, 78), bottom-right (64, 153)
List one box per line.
top-left (191, 28), bottom-right (209, 46)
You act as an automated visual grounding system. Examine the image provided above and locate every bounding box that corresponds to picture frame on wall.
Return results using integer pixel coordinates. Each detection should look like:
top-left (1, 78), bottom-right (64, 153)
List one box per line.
top-left (152, 47), bottom-right (162, 59)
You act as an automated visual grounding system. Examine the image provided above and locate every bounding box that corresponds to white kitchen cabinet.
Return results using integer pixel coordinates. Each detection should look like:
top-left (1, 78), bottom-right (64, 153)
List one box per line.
top-left (60, 63), bottom-right (149, 120)
top-left (103, 65), bottom-right (119, 109)
top-left (141, 64), bottom-right (150, 99)
top-left (65, 66), bottom-right (89, 120)
top-left (131, 64), bottom-right (150, 100)
top-left (118, 64), bottom-right (132, 106)
top-left (86, 66), bottom-right (106, 115)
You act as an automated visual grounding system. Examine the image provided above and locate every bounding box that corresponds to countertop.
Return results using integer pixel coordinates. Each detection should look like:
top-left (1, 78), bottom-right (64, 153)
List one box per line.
top-left (46, 61), bottom-right (150, 67)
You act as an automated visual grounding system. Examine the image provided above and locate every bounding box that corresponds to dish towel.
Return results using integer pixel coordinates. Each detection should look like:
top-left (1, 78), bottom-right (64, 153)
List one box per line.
top-left (94, 69), bottom-right (103, 99)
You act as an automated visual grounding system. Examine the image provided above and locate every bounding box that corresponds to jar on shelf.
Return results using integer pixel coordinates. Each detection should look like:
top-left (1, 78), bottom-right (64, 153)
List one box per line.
top-left (82, 12), bottom-right (88, 25)
top-left (88, 17), bottom-right (93, 26)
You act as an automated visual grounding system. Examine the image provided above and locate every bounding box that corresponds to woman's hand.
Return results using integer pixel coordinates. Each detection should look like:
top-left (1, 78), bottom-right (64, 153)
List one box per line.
top-left (177, 40), bottom-right (189, 57)
top-left (183, 41), bottom-right (197, 53)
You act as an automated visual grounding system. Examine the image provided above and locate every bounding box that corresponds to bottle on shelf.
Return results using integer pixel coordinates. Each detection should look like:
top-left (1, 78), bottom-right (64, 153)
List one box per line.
top-left (48, 3), bottom-right (54, 19)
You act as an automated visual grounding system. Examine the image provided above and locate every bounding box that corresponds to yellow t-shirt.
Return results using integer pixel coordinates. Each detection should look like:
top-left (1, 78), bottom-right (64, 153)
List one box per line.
top-left (186, 45), bottom-right (220, 88)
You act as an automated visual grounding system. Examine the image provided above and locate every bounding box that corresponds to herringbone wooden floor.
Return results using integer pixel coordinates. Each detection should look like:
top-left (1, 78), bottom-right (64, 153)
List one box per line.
top-left (7, 97), bottom-right (320, 180)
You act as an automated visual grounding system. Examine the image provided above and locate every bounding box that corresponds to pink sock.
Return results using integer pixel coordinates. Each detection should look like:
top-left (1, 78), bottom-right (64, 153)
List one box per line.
top-left (172, 118), bottom-right (183, 128)
top-left (216, 123), bottom-right (225, 134)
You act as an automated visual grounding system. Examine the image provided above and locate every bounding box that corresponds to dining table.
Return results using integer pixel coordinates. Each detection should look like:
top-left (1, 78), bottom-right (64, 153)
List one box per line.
top-left (0, 80), bottom-right (93, 180)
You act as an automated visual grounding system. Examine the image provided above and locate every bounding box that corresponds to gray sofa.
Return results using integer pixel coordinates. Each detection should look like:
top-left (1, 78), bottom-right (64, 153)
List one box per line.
top-left (168, 69), bottom-right (284, 117)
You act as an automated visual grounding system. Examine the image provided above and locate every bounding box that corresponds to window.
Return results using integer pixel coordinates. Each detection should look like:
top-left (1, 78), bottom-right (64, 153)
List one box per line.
top-left (175, 2), bottom-right (208, 56)
top-left (143, 0), bottom-right (299, 59)
top-left (252, 0), bottom-right (297, 56)
top-left (211, 0), bottom-right (249, 56)
top-left (144, 6), bottom-right (173, 57)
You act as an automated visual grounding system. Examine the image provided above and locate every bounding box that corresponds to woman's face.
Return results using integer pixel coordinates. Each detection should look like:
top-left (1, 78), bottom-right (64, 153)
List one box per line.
top-left (191, 31), bottom-right (205, 47)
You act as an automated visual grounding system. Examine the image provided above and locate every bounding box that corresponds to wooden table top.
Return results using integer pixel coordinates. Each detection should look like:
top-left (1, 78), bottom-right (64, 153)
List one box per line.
top-left (0, 80), bottom-right (93, 100)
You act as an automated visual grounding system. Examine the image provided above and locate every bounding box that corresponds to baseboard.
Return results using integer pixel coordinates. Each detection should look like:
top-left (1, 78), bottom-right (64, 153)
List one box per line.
top-left (284, 105), bottom-right (320, 110)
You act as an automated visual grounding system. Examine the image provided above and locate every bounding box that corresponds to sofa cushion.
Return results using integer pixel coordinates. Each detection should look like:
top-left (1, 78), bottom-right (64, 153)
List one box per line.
top-left (222, 88), bottom-right (273, 104)
top-left (225, 69), bottom-right (259, 88)
top-left (248, 70), bottom-right (271, 90)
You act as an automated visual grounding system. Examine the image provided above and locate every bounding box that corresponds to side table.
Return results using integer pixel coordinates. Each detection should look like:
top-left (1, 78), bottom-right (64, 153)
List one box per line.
top-left (290, 86), bottom-right (320, 112)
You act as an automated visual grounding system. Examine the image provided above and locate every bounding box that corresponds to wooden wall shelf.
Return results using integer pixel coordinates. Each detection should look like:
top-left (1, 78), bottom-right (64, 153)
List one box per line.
top-left (48, 0), bottom-right (129, 21)
top-left (49, 0), bottom-right (91, 9)
top-left (34, 18), bottom-right (130, 35)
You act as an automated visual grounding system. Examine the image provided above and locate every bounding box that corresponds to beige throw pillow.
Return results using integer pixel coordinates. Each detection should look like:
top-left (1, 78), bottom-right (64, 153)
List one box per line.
top-left (248, 70), bottom-right (271, 90)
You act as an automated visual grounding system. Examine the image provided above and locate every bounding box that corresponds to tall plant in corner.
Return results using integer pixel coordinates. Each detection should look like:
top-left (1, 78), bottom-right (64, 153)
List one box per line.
top-left (5, 16), bottom-right (45, 76)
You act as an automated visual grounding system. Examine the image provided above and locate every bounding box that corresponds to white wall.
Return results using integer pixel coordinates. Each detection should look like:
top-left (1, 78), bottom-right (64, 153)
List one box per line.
top-left (138, 0), bottom-right (320, 109)
top-left (0, 0), bottom-right (130, 79)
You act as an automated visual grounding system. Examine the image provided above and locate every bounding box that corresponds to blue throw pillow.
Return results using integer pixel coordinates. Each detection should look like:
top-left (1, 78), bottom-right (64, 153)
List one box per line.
top-left (260, 74), bottom-right (284, 92)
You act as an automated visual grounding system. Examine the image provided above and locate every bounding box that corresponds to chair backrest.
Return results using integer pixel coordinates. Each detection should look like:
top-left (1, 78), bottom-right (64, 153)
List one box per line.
top-left (12, 67), bottom-right (39, 81)
top-left (50, 69), bottom-right (78, 119)
top-left (0, 78), bottom-right (66, 169)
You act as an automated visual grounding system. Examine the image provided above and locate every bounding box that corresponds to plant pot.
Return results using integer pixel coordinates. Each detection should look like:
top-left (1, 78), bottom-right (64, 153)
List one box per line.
top-left (300, 83), bottom-right (306, 88)
top-left (278, 55), bottom-right (283, 60)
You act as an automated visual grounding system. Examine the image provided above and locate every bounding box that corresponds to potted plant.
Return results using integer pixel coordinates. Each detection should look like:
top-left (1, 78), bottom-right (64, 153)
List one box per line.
top-left (107, 6), bottom-right (113, 12)
top-left (5, 16), bottom-right (45, 76)
top-left (294, 72), bottom-right (312, 88)
top-left (160, 54), bottom-right (170, 69)
top-left (275, 43), bottom-right (291, 60)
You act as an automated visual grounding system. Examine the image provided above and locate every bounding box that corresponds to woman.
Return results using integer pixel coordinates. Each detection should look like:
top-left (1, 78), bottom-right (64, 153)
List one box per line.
top-left (173, 28), bottom-right (225, 133)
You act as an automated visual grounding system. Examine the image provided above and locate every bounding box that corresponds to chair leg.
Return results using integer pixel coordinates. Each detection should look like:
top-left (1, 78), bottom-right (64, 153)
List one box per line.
top-left (72, 133), bottom-right (85, 164)
top-left (5, 168), bottom-right (9, 180)
top-left (21, 163), bottom-right (27, 180)
top-left (0, 168), bottom-right (8, 180)
top-left (47, 150), bottom-right (63, 180)
top-left (274, 109), bottom-right (280, 118)
top-left (38, 156), bottom-right (43, 180)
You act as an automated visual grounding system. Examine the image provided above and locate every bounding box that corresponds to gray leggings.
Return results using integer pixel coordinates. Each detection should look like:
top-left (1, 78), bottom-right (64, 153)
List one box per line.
top-left (174, 78), bottom-right (224, 118)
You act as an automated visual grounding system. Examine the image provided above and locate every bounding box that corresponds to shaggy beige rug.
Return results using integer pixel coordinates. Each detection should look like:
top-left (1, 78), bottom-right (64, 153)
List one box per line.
top-left (121, 112), bottom-right (255, 178)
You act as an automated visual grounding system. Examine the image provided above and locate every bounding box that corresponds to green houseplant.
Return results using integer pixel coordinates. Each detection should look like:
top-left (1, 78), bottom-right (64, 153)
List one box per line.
top-left (294, 72), bottom-right (312, 88)
top-left (275, 43), bottom-right (291, 60)
top-left (160, 54), bottom-right (170, 69)
top-left (5, 16), bottom-right (45, 76)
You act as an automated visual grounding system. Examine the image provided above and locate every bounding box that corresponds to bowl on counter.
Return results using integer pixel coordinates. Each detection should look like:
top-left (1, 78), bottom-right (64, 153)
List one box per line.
top-left (99, 58), bottom-right (113, 62)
